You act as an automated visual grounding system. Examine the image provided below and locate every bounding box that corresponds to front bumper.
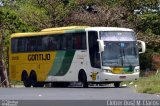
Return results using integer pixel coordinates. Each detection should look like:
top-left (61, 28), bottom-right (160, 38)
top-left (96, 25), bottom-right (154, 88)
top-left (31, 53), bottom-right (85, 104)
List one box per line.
top-left (100, 71), bottom-right (139, 82)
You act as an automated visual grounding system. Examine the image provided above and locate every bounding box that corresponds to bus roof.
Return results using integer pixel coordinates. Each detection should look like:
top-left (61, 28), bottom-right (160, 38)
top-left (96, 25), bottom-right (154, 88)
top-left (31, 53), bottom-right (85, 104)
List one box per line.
top-left (10, 30), bottom-right (64, 38)
top-left (85, 27), bottom-right (134, 32)
top-left (10, 26), bottom-right (134, 38)
top-left (11, 26), bottom-right (89, 38)
top-left (41, 26), bottom-right (89, 32)
top-left (42, 26), bottom-right (133, 32)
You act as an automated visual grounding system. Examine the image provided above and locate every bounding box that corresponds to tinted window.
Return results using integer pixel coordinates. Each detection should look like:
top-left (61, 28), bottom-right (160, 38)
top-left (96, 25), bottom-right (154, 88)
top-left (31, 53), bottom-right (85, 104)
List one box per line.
top-left (88, 31), bottom-right (100, 68)
top-left (73, 32), bottom-right (86, 50)
top-left (11, 31), bottom-right (86, 53)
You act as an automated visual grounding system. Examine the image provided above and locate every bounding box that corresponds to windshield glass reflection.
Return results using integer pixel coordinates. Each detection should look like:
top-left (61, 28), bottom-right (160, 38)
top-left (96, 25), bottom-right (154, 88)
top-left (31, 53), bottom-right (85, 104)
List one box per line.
top-left (100, 31), bottom-right (139, 67)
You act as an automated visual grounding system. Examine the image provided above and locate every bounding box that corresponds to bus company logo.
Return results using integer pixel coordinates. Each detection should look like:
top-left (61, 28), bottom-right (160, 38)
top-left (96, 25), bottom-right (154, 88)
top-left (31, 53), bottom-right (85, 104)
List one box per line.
top-left (2, 100), bottom-right (18, 106)
top-left (28, 53), bottom-right (50, 61)
top-left (90, 72), bottom-right (99, 80)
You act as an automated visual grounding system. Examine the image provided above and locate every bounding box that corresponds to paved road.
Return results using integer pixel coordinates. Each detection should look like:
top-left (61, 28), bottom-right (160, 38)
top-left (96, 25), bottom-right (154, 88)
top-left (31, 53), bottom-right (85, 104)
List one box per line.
top-left (0, 86), bottom-right (159, 106)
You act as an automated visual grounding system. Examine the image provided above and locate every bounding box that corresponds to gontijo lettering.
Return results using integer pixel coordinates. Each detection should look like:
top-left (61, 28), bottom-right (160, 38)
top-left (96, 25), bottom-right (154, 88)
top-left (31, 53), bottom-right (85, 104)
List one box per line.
top-left (28, 54), bottom-right (50, 61)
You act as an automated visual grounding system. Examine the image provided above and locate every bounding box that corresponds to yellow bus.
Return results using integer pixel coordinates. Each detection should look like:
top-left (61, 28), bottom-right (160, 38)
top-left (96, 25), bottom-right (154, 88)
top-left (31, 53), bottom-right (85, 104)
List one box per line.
top-left (9, 26), bottom-right (146, 88)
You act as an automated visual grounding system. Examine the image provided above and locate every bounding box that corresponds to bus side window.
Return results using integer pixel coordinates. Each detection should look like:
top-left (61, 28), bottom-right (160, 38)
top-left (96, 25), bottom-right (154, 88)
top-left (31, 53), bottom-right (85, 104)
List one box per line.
top-left (75, 35), bottom-right (81, 49)
top-left (17, 38), bottom-right (26, 52)
top-left (42, 36), bottom-right (49, 51)
top-left (11, 38), bottom-right (18, 53)
top-left (27, 38), bottom-right (35, 52)
top-left (73, 32), bottom-right (86, 50)
top-left (55, 36), bottom-right (61, 50)
top-left (48, 37), bottom-right (57, 51)
top-left (66, 33), bottom-right (73, 50)
top-left (62, 35), bottom-right (67, 50)
top-left (37, 37), bottom-right (42, 51)
top-left (27, 39), bottom-right (31, 51)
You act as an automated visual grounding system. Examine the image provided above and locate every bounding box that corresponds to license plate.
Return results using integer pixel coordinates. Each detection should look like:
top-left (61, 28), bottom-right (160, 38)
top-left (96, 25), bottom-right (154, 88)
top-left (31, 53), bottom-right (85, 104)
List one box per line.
top-left (120, 76), bottom-right (126, 79)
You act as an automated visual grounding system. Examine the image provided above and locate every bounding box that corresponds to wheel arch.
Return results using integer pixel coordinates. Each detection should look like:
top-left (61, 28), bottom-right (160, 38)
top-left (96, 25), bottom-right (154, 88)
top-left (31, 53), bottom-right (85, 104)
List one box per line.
top-left (29, 70), bottom-right (37, 81)
top-left (30, 70), bottom-right (36, 76)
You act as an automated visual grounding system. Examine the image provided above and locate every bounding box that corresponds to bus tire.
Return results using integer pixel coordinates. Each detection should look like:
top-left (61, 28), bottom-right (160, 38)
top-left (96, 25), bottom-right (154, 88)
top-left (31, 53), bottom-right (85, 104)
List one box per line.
top-left (114, 82), bottom-right (121, 88)
top-left (79, 71), bottom-right (88, 88)
top-left (22, 71), bottom-right (31, 87)
top-left (30, 71), bottom-right (44, 87)
top-left (30, 71), bottom-right (37, 87)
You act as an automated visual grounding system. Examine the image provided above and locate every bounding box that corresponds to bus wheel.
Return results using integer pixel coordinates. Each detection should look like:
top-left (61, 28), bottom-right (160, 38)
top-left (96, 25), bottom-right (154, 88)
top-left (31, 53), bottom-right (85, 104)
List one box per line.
top-left (114, 82), bottom-right (121, 88)
top-left (22, 72), bottom-right (31, 87)
top-left (30, 71), bottom-right (38, 87)
top-left (79, 71), bottom-right (88, 88)
top-left (30, 71), bottom-right (44, 87)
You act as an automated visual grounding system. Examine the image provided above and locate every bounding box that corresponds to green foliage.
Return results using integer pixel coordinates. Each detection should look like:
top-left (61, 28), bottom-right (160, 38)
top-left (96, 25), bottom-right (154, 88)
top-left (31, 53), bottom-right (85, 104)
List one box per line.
top-left (138, 13), bottom-right (160, 35)
top-left (139, 51), bottom-right (153, 71)
top-left (0, 0), bottom-right (160, 72)
top-left (136, 73), bottom-right (160, 94)
top-left (122, 0), bottom-right (159, 12)
top-left (137, 32), bottom-right (160, 71)
top-left (0, 7), bottom-right (36, 46)
top-left (16, 1), bottom-right (52, 30)
top-left (0, 8), bottom-right (32, 32)
top-left (137, 32), bottom-right (160, 53)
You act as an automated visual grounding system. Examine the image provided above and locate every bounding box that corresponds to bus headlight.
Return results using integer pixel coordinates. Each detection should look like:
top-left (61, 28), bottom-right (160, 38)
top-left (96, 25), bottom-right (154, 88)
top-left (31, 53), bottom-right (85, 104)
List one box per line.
top-left (134, 66), bottom-right (140, 73)
top-left (103, 69), bottom-right (112, 73)
top-left (134, 69), bottom-right (140, 72)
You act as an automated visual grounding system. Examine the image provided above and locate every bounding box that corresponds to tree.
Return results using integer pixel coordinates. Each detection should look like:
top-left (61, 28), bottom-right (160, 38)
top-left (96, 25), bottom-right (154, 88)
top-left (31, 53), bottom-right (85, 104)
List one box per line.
top-left (0, 2), bottom-right (37, 87)
top-left (0, 0), bottom-right (160, 82)
top-left (0, 31), bottom-right (9, 87)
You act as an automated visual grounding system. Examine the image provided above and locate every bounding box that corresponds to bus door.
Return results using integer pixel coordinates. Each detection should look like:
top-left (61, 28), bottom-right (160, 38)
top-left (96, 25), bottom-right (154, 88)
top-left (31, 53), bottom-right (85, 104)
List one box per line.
top-left (88, 31), bottom-right (101, 82)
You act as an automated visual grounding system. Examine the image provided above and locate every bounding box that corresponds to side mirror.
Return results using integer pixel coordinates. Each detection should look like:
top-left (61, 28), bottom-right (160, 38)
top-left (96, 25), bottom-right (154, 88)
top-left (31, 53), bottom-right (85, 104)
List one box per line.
top-left (137, 40), bottom-right (146, 54)
top-left (97, 39), bottom-right (105, 52)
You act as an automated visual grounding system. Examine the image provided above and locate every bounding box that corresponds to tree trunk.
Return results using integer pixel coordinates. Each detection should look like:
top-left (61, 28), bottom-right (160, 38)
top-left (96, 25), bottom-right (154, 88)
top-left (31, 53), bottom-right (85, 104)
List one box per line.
top-left (0, 60), bottom-right (9, 87)
top-left (0, 32), bottom-right (10, 87)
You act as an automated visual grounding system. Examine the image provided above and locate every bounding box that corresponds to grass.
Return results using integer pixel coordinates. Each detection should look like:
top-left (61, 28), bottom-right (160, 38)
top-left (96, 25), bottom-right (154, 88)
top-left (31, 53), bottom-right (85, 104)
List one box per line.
top-left (121, 71), bottom-right (160, 94)
top-left (135, 73), bottom-right (160, 94)
top-left (10, 81), bottom-right (23, 85)
top-left (121, 72), bottom-right (160, 94)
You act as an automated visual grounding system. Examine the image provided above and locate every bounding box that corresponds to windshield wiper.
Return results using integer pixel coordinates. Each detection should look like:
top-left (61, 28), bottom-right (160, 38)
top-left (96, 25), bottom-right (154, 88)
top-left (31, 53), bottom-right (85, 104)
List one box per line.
top-left (119, 48), bottom-right (124, 66)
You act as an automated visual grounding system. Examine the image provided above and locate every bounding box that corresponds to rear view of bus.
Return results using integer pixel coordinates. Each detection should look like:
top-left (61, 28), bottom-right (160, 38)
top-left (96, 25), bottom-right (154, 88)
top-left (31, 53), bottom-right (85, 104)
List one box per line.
top-left (86, 27), bottom-right (146, 87)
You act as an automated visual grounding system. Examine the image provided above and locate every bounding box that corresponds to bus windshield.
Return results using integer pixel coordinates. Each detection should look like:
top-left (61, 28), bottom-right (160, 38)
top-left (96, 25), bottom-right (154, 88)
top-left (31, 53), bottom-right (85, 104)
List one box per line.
top-left (100, 31), bottom-right (139, 67)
